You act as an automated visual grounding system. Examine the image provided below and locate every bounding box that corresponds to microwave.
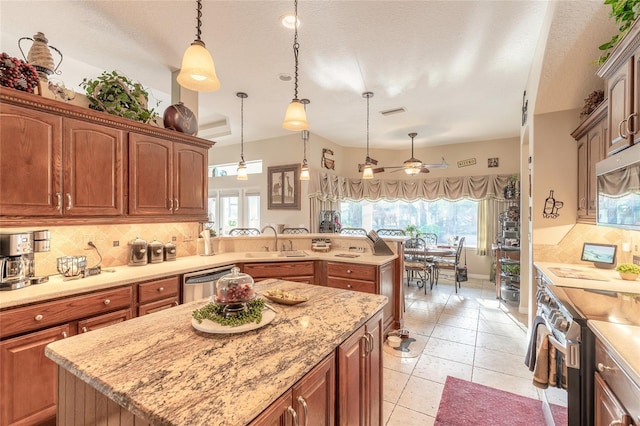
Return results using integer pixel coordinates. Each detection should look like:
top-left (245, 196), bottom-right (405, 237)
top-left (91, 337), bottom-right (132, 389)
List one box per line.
top-left (595, 143), bottom-right (640, 229)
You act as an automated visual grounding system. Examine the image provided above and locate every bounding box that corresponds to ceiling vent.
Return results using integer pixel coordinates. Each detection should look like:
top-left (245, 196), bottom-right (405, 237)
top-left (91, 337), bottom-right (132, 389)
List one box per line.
top-left (380, 107), bottom-right (406, 116)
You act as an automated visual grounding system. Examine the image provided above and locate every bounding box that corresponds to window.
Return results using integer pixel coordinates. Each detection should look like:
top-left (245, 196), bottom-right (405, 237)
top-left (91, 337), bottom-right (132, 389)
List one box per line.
top-left (208, 189), bottom-right (261, 235)
top-left (340, 199), bottom-right (478, 246)
top-left (209, 160), bottom-right (263, 178)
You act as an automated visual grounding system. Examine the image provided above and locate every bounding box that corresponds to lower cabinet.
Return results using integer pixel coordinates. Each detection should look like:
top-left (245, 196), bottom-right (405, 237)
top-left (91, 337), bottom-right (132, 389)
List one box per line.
top-left (594, 372), bottom-right (632, 426)
top-left (137, 276), bottom-right (179, 316)
top-left (336, 310), bottom-right (383, 426)
top-left (249, 353), bottom-right (335, 426)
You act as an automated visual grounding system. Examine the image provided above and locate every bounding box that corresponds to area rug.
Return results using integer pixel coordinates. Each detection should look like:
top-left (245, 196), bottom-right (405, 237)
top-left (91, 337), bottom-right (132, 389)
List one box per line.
top-left (435, 376), bottom-right (547, 426)
top-left (383, 334), bottom-right (427, 358)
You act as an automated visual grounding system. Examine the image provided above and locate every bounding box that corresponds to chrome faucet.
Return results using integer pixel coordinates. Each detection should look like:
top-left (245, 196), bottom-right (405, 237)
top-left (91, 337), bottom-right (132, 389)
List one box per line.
top-left (260, 225), bottom-right (278, 252)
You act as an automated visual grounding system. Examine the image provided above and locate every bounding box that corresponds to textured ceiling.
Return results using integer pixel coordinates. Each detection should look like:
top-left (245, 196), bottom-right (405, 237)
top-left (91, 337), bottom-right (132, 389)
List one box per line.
top-left (0, 1), bottom-right (615, 149)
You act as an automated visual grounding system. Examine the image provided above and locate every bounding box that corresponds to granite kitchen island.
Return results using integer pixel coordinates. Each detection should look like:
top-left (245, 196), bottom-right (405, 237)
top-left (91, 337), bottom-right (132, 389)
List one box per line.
top-left (45, 280), bottom-right (387, 425)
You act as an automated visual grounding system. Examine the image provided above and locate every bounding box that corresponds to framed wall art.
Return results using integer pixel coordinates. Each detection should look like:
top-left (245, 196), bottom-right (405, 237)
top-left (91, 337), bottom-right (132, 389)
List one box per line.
top-left (268, 164), bottom-right (301, 210)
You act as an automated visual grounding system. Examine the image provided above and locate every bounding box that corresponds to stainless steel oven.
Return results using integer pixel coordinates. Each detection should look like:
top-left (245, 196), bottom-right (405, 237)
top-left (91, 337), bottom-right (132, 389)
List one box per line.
top-left (182, 264), bottom-right (235, 303)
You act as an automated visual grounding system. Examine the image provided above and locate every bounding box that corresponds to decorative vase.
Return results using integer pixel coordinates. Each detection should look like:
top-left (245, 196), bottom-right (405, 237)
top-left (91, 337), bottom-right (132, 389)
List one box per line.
top-left (163, 102), bottom-right (197, 136)
top-left (18, 32), bottom-right (63, 82)
top-left (618, 272), bottom-right (638, 281)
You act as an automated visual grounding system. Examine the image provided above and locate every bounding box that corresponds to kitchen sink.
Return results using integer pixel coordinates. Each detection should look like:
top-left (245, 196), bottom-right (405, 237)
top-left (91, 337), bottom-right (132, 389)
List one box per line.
top-left (242, 250), bottom-right (308, 259)
top-left (280, 250), bottom-right (308, 257)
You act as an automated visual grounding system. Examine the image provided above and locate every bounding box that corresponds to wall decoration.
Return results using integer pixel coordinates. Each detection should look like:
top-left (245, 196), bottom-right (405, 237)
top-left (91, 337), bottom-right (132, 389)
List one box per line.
top-left (542, 189), bottom-right (563, 218)
top-left (268, 164), bottom-right (301, 210)
top-left (457, 158), bottom-right (476, 168)
top-left (322, 148), bottom-right (335, 169)
top-left (488, 157), bottom-right (499, 168)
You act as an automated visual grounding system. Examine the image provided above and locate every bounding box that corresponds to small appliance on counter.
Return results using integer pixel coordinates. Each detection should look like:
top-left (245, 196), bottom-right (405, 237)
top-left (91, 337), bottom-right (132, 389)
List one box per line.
top-left (32, 229), bottom-right (50, 252)
top-left (147, 239), bottom-right (164, 264)
top-left (0, 231), bottom-right (33, 290)
top-left (164, 241), bottom-right (177, 261)
top-left (128, 237), bottom-right (148, 266)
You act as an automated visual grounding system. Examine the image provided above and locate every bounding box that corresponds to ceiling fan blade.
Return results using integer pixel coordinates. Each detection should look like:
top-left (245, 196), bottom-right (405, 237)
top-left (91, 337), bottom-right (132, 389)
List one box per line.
top-left (358, 164), bottom-right (385, 173)
top-left (422, 157), bottom-right (449, 169)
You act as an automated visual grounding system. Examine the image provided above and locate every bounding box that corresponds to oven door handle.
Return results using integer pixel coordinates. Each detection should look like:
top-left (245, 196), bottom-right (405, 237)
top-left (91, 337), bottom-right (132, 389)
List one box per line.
top-left (547, 335), bottom-right (567, 356)
top-left (548, 334), bottom-right (581, 369)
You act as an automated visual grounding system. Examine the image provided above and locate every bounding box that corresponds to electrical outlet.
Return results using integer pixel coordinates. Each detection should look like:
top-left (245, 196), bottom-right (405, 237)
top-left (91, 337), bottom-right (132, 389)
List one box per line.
top-left (634, 255), bottom-right (640, 266)
top-left (183, 233), bottom-right (193, 242)
top-left (83, 234), bottom-right (95, 248)
top-left (172, 236), bottom-right (177, 241)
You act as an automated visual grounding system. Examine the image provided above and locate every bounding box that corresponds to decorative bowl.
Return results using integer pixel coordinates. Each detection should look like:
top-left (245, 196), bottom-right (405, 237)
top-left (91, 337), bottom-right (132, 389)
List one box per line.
top-left (618, 272), bottom-right (638, 281)
top-left (387, 335), bottom-right (402, 348)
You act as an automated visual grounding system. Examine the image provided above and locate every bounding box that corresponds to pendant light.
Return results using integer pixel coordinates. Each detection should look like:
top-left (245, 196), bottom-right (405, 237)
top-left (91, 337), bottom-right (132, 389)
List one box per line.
top-left (236, 92), bottom-right (248, 180)
top-left (300, 99), bottom-right (310, 180)
top-left (404, 132), bottom-right (422, 175)
top-left (177, 0), bottom-right (221, 92)
top-left (362, 92), bottom-right (374, 180)
top-left (282, 0), bottom-right (309, 131)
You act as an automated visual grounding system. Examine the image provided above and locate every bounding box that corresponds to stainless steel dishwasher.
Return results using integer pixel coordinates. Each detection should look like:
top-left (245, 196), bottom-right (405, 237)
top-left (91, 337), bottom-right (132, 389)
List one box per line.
top-left (182, 264), bottom-right (235, 303)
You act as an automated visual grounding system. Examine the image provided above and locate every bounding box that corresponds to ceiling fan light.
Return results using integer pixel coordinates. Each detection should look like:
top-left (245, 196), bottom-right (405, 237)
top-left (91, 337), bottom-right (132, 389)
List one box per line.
top-left (237, 161), bottom-right (248, 180)
top-left (404, 160), bottom-right (422, 175)
top-left (177, 41), bottom-right (220, 91)
top-left (362, 164), bottom-right (374, 179)
top-left (283, 100), bottom-right (309, 130)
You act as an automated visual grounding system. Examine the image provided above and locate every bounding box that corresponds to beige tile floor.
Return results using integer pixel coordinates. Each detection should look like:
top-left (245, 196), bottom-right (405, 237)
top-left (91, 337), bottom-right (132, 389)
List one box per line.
top-left (383, 274), bottom-right (554, 425)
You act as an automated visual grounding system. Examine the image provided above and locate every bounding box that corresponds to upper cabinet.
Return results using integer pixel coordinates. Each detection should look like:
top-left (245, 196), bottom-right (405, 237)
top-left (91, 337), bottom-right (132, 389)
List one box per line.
top-left (597, 18), bottom-right (640, 155)
top-left (0, 88), bottom-right (213, 225)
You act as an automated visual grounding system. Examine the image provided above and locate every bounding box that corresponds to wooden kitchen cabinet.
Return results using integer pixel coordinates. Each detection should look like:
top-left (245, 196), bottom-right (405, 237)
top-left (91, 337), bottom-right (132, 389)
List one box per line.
top-left (137, 276), bottom-right (180, 316)
top-left (571, 100), bottom-right (607, 223)
top-left (249, 353), bottom-right (335, 426)
top-left (594, 372), bottom-right (632, 426)
top-left (129, 133), bottom-right (207, 218)
top-left (77, 308), bottom-right (132, 334)
top-left (242, 261), bottom-right (316, 284)
top-left (336, 310), bottom-right (383, 426)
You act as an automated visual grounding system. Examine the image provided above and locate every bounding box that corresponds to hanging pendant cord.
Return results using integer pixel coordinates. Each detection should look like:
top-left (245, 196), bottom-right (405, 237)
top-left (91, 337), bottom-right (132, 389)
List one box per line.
top-left (366, 95), bottom-right (370, 158)
top-left (195, 0), bottom-right (203, 41)
top-left (240, 95), bottom-right (245, 162)
top-left (292, 0), bottom-right (300, 100)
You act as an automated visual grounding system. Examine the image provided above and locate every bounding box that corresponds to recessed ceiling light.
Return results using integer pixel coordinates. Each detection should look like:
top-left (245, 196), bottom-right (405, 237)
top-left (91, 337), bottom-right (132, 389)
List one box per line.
top-left (281, 13), bottom-right (300, 29)
top-left (278, 73), bottom-right (293, 82)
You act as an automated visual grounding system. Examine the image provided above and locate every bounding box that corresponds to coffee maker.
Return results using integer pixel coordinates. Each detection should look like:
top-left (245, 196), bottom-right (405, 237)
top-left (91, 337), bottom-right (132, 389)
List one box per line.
top-left (0, 232), bottom-right (33, 290)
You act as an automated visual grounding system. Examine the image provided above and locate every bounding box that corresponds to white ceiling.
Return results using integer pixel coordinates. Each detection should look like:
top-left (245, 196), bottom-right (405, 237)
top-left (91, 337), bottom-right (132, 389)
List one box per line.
top-left (0, 1), bottom-right (616, 150)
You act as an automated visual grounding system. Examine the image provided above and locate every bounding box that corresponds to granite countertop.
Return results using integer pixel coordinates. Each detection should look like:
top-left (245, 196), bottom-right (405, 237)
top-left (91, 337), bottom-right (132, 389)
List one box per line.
top-left (588, 320), bottom-right (640, 388)
top-left (0, 250), bottom-right (397, 309)
top-left (45, 280), bottom-right (387, 425)
top-left (535, 261), bottom-right (640, 293)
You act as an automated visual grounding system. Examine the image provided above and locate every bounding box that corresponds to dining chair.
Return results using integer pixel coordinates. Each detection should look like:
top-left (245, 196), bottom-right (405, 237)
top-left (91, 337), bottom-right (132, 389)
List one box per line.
top-left (228, 228), bottom-right (261, 236)
top-left (281, 227), bottom-right (309, 234)
top-left (339, 227), bottom-right (368, 236)
top-left (417, 232), bottom-right (437, 246)
top-left (433, 237), bottom-right (465, 293)
top-left (375, 228), bottom-right (406, 237)
top-left (403, 237), bottom-right (434, 293)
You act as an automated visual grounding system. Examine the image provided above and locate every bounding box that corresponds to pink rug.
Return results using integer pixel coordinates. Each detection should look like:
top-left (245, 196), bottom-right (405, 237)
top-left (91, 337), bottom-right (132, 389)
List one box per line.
top-left (435, 376), bottom-right (547, 426)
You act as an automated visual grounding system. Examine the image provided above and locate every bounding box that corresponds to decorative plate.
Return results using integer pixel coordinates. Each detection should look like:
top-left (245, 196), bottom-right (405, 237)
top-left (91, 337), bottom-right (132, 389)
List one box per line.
top-left (191, 309), bottom-right (276, 334)
top-left (263, 290), bottom-right (309, 305)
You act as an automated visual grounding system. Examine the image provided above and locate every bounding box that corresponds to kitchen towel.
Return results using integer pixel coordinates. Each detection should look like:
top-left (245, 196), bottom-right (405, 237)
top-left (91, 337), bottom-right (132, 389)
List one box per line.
top-left (524, 315), bottom-right (547, 370)
top-left (532, 325), bottom-right (551, 389)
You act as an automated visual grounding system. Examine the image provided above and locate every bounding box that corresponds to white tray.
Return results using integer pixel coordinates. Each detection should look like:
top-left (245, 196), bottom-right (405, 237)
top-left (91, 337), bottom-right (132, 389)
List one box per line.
top-left (191, 309), bottom-right (276, 334)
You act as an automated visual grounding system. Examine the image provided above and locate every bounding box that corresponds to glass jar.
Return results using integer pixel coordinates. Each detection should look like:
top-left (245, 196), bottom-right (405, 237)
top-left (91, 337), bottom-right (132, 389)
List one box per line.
top-left (214, 267), bottom-right (255, 304)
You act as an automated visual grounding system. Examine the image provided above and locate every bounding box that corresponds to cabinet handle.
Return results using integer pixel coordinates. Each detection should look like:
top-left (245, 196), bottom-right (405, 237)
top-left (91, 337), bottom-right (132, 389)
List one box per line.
top-left (169, 198), bottom-right (173, 211)
top-left (287, 406), bottom-right (299, 426)
top-left (627, 112), bottom-right (638, 135)
top-left (82, 326), bottom-right (88, 333)
top-left (361, 334), bottom-right (369, 358)
top-left (578, 198), bottom-right (586, 209)
top-left (55, 192), bottom-right (62, 211)
top-left (104, 299), bottom-right (111, 305)
top-left (66, 193), bottom-right (72, 210)
top-left (297, 396), bottom-right (308, 426)
top-left (608, 420), bottom-right (624, 426)
top-left (62, 332), bottom-right (68, 339)
top-left (174, 198), bottom-right (179, 211)
top-left (597, 362), bottom-right (615, 372)
top-left (157, 287), bottom-right (164, 292)
top-left (619, 119), bottom-right (628, 139)
top-left (173, 301), bottom-right (179, 307)
top-left (35, 314), bottom-right (43, 321)
top-left (365, 332), bottom-right (374, 357)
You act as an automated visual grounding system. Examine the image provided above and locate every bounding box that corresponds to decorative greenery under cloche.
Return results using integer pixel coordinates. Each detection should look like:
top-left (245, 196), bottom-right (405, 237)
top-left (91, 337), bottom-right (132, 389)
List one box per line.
top-left (597, 0), bottom-right (640, 65)
top-left (80, 70), bottom-right (160, 124)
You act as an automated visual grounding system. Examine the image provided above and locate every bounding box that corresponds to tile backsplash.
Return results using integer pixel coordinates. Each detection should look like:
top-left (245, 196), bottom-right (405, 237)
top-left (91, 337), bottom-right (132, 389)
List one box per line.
top-left (3, 223), bottom-right (200, 277)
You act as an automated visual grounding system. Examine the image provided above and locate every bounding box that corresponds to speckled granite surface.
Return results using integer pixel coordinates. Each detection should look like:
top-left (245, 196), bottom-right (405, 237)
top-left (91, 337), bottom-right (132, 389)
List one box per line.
top-left (45, 280), bottom-right (387, 425)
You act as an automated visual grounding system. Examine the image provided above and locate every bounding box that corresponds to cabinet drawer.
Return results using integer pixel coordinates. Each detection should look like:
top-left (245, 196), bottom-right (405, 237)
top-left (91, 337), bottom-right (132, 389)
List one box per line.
top-left (243, 261), bottom-right (314, 278)
top-left (77, 308), bottom-right (133, 334)
top-left (327, 262), bottom-right (376, 281)
top-left (0, 286), bottom-right (132, 338)
top-left (327, 277), bottom-right (376, 294)
top-left (138, 276), bottom-right (179, 303)
top-left (138, 297), bottom-right (179, 316)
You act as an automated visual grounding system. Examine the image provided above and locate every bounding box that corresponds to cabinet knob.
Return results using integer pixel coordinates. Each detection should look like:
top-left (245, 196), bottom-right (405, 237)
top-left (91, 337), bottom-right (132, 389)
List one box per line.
top-left (103, 299), bottom-right (111, 305)
top-left (347, 284), bottom-right (352, 288)
top-left (35, 314), bottom-right (43, 321)
top-left (173, 301), bottom-right (179, 307)
top-left (347, 269), bottom-right (352, 274)
top-left (597, 362), bottom-right (614, 373)
top-left (82, 326), bottom-right (88, 333)
top-left (157, 287), bottom-right (164, 292)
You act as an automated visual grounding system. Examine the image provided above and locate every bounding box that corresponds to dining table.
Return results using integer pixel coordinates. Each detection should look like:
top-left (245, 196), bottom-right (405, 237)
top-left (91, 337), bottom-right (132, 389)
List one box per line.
top-left (403, 245), bottom-right (457, 288)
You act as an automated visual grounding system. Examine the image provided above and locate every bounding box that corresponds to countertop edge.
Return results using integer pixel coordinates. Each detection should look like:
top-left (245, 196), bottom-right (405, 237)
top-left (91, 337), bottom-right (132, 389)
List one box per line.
top-left (588, 320), bottom-right (640, 388)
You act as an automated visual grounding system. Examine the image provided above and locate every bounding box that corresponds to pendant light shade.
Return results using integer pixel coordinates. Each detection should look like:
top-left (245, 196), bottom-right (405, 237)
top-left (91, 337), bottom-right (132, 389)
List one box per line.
top-left (300, 127), bottom-right (310, 181)
top-left (362, 91), bottom-right (374, 180)
top-left (283, 0), bottom-right (308, 130)
top-left (236, 92), bottom-right (248, 180)
top-left (177, 0), bottom-right (220, 92)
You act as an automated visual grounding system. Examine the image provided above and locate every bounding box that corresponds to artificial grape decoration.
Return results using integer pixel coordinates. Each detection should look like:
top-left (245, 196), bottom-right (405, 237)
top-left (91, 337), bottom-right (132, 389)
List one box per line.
top-left (0, 53), bottom-right (40, 94)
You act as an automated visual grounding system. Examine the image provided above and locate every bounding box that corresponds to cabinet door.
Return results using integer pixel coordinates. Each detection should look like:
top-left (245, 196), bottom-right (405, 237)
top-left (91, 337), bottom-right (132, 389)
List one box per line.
top-left (174, 142), bottom-right (208, 216)
top-left (63, 118), bottom-right (125, 216)
top-left (77, 308), bottom-right (132, 334)
top-left (293, 353), bottom-right (335, 426)
top-left (248, 390), bottom-right (293, 426)
top-left (606, 60), bottom-right (633, 155)
top-left (577, 138), bottom-right (588, 218)
top-left (138, 296), bottom-right (179, 316)
top-left (366, 312), bottom-right (383, 426)
top-left (337, 325), bottom-right (366, 425)
top-left (378, 262), bottom-right (395, 333)
top-left (594, 372), bottom-right (632, 426)
top-left (327, 277), bottom-right (375, 293)
top-left (129, 133), bottom-right (173, 216)
top-left (0, 324), bottom-right (72, 426)
top-left (587, 122), bottom-right (604, 216)
top-left (0, 103), bottom-right (63, 216)
top-left (138, 276), bottom-right (180, 304)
